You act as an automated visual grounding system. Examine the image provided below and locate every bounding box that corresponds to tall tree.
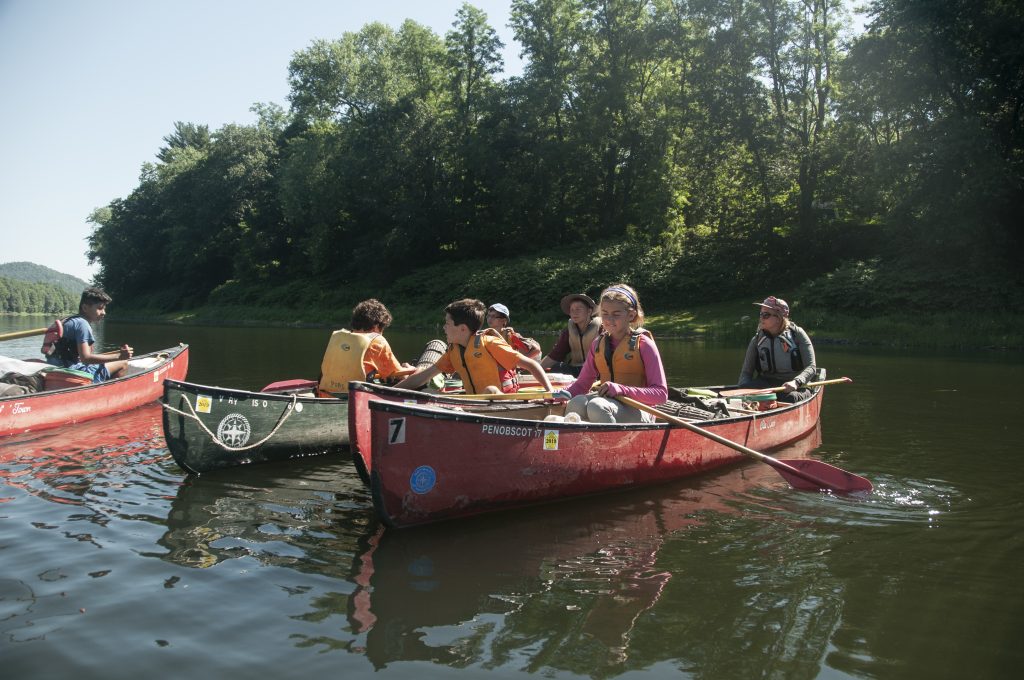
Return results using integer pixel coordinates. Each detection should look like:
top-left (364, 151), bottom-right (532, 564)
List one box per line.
top-left (841, 0), bottom-right (1024, 272)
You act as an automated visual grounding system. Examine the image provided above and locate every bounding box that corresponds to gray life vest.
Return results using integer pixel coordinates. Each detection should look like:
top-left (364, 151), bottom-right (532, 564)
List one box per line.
top-left (754, 325), bottom-right (805, 376)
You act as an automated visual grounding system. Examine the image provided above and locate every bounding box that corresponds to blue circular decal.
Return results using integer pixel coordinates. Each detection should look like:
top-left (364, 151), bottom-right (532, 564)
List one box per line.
top-left (410, 465), bottom-right (437, 494)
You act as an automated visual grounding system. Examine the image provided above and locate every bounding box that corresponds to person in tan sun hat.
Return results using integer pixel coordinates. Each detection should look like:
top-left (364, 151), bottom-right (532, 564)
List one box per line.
top-left (737, 296), bottom-right (817, 403)
top-left (540, 293), bottom-right (602, 377)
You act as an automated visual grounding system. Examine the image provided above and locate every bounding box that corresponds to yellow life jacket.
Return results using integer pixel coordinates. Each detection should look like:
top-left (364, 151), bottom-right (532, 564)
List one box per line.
top-left (593, 329), bottom-right (651, 387)
top-left (318, 329), bottom-right (378, 395)
top-left (448, 328), bottom-right (519, 393)
top-left (567, 317), bottom-right (602, 366)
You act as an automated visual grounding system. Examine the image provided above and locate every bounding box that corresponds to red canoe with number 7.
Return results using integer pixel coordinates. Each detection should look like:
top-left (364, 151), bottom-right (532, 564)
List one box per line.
top-left (364, 371), bottom-right (864, 528)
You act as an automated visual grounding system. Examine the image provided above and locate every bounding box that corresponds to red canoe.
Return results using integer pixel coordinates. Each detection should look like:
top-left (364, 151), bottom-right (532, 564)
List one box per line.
top-left (348, 382), bottom-right (561, 485)
top-left (364, 380), bottom-right (825, 528)
top-left (0, 344), bottom-right (189, 437)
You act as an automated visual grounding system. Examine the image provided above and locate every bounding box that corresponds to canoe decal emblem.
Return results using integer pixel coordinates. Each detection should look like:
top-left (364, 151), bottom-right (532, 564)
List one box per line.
top-left (217, 414), bottom-right (251, 447)
top-left (543, 429), bottom-right (559, 450)
top-left (410, 465), bottom-right (436, 494)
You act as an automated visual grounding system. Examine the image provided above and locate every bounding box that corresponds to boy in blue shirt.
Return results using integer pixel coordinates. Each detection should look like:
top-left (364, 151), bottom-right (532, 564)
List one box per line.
top-left (46, 287), bottom-right (133, 382)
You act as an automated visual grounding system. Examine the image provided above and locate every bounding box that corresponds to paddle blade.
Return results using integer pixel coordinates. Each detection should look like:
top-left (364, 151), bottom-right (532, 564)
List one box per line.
top-left (773, 459), bottom-right (873, 494)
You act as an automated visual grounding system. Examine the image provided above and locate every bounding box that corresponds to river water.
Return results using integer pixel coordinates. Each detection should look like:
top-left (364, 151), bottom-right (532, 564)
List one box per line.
top-left (1, 317), bottom-right (1022, 678)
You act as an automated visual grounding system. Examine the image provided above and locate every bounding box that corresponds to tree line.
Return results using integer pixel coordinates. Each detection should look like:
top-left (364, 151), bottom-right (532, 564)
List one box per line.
top-left (0, 277), bottom-right (78, 315)
top-left (86, 0), bottom-right (1024, 314)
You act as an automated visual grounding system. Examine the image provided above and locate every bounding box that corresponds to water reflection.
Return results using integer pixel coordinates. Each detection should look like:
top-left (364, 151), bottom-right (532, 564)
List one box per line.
top-left (158, 460), bottom-right (372, 571)
top-left (337, 427), bottom-right (825, 676)
top-left (150, 426), bottom-right (832, 675)
top-left (0, 403), bottom-right (167, 505)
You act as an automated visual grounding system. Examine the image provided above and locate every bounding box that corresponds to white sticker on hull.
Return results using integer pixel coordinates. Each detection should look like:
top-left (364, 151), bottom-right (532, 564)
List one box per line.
top-left (480, 423), bottom-right (543, 438)
top-left (388, 418), bottom-right (406, 444)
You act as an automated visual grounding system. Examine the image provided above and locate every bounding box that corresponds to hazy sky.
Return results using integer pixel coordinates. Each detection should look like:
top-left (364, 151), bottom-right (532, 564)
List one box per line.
top-left (0, 0), bottom-right (524, 281)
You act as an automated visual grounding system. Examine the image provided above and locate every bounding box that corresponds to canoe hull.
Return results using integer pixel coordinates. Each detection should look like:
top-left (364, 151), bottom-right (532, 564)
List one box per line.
top-left (368, 386), bottom-right (822, 528)
top-left (348, 381), bottom-right (561, 485)
top-left (0, 345), bottom-right (189, 437)
top-left (162, 379), bottom-right (349, 474)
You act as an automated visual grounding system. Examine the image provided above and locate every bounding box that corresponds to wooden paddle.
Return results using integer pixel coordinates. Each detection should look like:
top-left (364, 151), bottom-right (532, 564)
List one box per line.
top-left (457, 391), bottom-right (554, 401)
top-left (719, 376), bottom-right (852, 399)
top-left (0, 327), bottom-right (48, 342)
top-left (617, 396), bottom-right (872, 493)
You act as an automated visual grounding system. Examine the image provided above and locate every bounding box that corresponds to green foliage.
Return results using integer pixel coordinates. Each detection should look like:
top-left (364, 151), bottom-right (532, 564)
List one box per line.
top-left (0, 276), bottom-right (78, 314)
top-left (82, 0), bottom-right (1022, 328)
top-left (798, 257), bottom-right (1024, 315)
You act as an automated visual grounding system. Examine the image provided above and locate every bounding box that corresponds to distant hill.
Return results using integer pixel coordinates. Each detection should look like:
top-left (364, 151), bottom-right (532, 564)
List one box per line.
top-left (0, 276), bottom-right (79, 314)
top-left (0, 261), bottom-right (89, 295)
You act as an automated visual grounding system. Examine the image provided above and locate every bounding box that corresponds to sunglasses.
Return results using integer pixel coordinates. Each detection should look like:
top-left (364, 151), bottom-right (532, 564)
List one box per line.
top-left (759, 312), bottom-right (778, 319)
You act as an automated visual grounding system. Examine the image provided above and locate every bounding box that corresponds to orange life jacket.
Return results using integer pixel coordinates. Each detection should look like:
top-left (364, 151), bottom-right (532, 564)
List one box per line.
top-left (448, 329), bottom-right (519, 393)
top-left (593, 329), bottom-right (651, 387)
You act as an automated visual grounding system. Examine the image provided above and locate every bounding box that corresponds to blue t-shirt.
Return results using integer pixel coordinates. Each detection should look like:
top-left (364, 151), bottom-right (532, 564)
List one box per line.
top-left (46, 316), bottom-right (95, 368)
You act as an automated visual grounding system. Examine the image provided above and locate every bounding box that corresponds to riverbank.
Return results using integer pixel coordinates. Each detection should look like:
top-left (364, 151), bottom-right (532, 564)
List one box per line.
top-left (104, 296), bottom-right (1022, 351)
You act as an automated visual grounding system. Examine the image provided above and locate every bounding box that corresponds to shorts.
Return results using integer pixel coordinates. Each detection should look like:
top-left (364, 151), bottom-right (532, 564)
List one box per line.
top-left (67, 362), bottom-right (111, 383)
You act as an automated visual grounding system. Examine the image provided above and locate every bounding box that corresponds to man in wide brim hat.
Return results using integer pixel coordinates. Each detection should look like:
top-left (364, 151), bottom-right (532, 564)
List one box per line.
top-left (543, 293), bottom-right (602, 377)
top-left (560, 293), bottom-right (597, 316)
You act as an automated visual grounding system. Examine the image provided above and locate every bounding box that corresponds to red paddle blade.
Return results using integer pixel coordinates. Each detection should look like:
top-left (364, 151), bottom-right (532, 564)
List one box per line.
top-left (772, 459), bottom-right (873, 494)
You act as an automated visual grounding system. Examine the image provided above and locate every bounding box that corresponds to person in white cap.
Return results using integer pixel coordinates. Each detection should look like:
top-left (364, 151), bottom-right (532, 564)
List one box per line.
top-left (540, 293), bottom-right (601, 377)
top-left (738, 296), bottom-right (817, 403)
top-left (485, 303), bottom-right (542, 359)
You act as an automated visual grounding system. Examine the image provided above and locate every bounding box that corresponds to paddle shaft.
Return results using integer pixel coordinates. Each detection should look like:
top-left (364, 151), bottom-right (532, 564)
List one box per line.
top-left (618, 396), bottom-right (858, 492)
top-left (0, 327), bottom-right (48, 342)
top-left (719, 377), bottom-right (852, 399)
top-left (456, 391), bottom-right (553, 401)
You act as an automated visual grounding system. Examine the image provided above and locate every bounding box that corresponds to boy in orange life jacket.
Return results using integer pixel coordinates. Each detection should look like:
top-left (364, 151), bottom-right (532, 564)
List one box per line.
top-left (394, 298), bottom-right (555, 395)
top-left (318, 299), bottom-right (413, 396)
top-left (485, 303), bottom-right (542, 359)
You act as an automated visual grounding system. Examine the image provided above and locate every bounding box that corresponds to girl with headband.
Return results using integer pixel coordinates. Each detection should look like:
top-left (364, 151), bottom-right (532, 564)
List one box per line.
top-left (554, 283), bottom-right (667, 422)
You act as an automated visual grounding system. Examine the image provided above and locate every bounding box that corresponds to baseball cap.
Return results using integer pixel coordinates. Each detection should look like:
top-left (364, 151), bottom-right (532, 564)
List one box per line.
top-left (487, 303), bottom-right (510, 320)
top-left (753, 296), bottom-right (790, 317)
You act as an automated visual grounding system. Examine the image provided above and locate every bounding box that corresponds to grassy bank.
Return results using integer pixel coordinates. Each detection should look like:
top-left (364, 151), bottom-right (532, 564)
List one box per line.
top-left (114, 240), bottom-right (1024, 350)
top-left (118, 296), bottom-right (1024, 351)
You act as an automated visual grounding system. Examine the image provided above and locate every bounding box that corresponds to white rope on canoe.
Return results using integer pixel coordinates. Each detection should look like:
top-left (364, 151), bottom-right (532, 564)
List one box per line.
top-left (161, 392), bottom-right (299, 452)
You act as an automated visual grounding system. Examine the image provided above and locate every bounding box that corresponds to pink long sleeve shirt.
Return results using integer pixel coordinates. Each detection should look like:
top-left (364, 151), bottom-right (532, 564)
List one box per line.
top-left (565, 333), bottom-right (668, 405)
